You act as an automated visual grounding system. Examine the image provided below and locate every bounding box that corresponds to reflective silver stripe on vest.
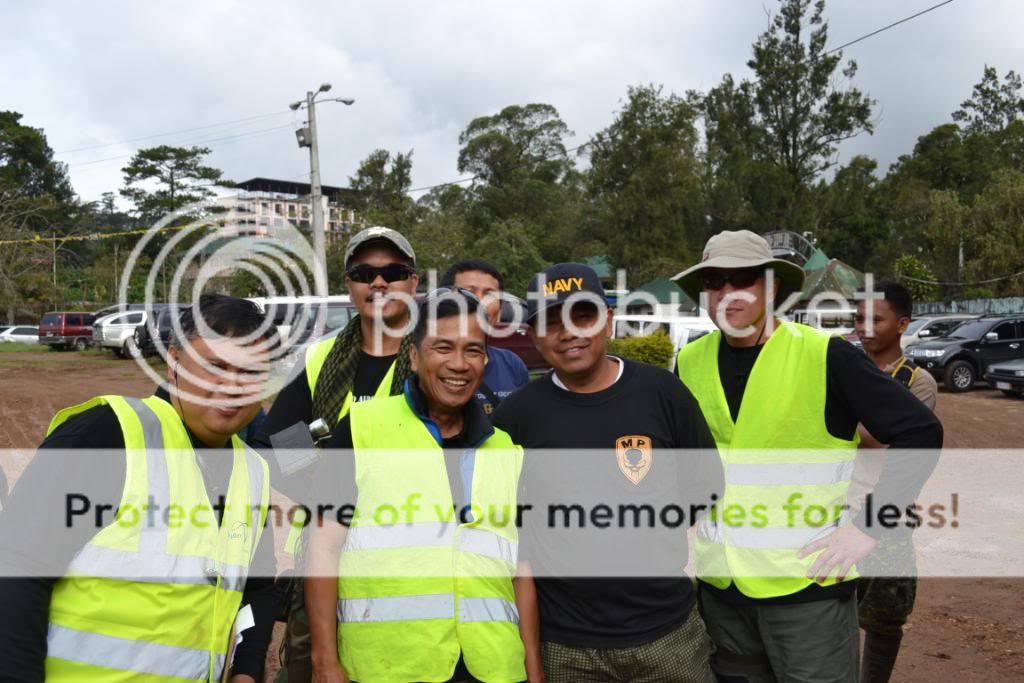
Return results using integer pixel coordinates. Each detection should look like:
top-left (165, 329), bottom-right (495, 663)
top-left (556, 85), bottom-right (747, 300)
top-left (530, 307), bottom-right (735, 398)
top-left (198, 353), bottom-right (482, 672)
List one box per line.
top-left (124, 398), bottom-right (171, 554)
top-left (458, 527), bottom-right (517, 564)
top-left (338, 594), bottom-right (455, 622)
top-left (243, 445), bottom-right (265, 544)
top-left (342, 522), bottom-right (455, 552)
top-left (726, 460), bottom-right (855, 486)
top-left (67, 544), bottom-right (249, 592)
top-left (459, 597), bottom-right (519, 624)
top-left (718, 513), bottom-right (848, 549)
top-left (65, 399), bottom-right (250, 592)
top-left (47, 623), bottom-right (224, 679)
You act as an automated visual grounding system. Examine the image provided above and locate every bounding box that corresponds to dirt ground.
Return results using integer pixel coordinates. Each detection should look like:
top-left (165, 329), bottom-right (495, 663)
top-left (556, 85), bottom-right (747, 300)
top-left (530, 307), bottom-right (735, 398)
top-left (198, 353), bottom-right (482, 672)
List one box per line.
top-left (0, 349), bottom-right (1021, 681)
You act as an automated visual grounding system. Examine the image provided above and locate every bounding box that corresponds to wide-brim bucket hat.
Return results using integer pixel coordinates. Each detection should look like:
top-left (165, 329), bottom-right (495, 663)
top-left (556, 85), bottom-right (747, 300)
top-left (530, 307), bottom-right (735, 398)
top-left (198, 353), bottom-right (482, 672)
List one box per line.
top-left (672, 230), bottom-right (805, 302)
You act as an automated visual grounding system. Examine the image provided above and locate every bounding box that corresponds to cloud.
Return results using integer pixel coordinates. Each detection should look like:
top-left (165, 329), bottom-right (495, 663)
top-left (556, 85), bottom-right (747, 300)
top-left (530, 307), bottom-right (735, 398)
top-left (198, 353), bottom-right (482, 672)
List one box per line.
top-left (1, 0), bottom-right (1020, 203)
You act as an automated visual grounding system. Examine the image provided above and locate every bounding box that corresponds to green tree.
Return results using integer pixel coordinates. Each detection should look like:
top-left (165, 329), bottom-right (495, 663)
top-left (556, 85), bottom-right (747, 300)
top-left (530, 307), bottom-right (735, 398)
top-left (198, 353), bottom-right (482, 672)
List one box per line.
top-left (748, 0), bottom-right (874, 230)
top-left (967, 169), bottom-right (1024, 296)
top-left (816, 156), bottom-right (887, 271)
top-left (952, 65), bottom-right (1024, 135)
top-left (120, 145), bottom-right (224, 222)
top-left (0, 112), bottom-right (81, 321)
top-left (456, 103), bottom-right (579, 261)
top-left (584, 85), bottom-right (704, 284)
top-left (0, 112), bottom-right (74, 204)
top-left (894, 255), bottom-right (937, 303)
top-left (348, 148), bottom-right (418, 230)
top-left (701, 0), bottom-right (875, 235)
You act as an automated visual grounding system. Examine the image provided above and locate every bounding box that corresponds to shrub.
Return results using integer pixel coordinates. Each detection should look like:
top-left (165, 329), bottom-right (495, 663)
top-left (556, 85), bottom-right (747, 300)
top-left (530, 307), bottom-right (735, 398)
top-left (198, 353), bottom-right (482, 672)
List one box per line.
top-left (607, 329), bottom-right (675, 369)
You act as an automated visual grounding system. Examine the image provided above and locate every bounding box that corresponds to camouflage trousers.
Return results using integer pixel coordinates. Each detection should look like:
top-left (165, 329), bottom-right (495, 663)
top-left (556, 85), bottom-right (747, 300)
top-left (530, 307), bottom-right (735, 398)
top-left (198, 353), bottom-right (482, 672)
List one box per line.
top-left (541, 607), bottom-right (716, 683)
top-left (857, 534), bottom-right (918, 637)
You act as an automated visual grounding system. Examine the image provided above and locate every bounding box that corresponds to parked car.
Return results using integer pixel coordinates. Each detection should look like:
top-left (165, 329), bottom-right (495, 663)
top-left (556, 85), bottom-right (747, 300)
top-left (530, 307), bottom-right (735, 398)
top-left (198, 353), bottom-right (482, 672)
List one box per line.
top-left (93, 303), bottom-right (150, 319)
top-left (134, 305), bottom-right (183, 356)
top-left (985, 358), bottom-right (1024, 397)
top-left (613, 313), bottom-right (718, 355)
top-left (38, 312), bottom-right (97, 350)
top-left (94, 310), bottom-right (148, 358)
top-left (905, 315), bottom-right (1024, 392)
top-left (901, 314), bottom-right (978, 349)
top-left (0, 325), bottom-right (39, 344)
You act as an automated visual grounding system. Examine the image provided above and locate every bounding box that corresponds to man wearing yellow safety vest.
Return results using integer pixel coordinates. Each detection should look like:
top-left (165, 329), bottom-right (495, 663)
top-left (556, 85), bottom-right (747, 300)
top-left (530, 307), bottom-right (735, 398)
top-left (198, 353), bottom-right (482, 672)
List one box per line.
top-left (305, 289), bottom-right (541, 683)
top-left (253, 226), bottom-right (419, 680)
top-left (0, 294), bottom-right (279, 682)
top-left (672, 231), bottom-right (943, 682)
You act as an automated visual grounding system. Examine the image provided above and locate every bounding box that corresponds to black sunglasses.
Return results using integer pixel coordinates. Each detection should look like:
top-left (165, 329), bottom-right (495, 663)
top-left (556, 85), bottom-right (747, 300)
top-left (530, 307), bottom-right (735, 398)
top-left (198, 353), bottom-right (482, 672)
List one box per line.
top-left (346, 263), bottom-right (415, 284)
top-left (700, 268), bottom-right (765, 291)
top-left (424, 286), bottom-right (480, 303)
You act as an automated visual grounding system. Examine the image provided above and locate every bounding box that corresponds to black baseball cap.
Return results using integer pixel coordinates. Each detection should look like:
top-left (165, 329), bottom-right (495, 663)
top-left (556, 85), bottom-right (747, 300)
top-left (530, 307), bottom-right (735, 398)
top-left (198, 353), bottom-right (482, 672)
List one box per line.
top-left (525, 263), bottom-right (607, 323)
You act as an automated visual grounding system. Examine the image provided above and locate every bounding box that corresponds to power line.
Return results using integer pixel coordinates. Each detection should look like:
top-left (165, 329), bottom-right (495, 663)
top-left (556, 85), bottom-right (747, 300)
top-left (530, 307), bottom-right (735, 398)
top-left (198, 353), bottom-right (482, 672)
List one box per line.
top-left (825, 0), bottom-right (957, 55)
top-left (67, 124), bottom-right (296, 170)
top-left (56, 110), bottom-right (291, 154)
top-left (900, 269), bottom-right (1024, 287)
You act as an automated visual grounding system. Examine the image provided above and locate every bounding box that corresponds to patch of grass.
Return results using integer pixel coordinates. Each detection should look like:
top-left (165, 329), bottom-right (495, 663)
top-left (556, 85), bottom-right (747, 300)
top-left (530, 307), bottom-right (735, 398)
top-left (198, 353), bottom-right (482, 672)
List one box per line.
top-left (0, 342), bottom-right (44, 352)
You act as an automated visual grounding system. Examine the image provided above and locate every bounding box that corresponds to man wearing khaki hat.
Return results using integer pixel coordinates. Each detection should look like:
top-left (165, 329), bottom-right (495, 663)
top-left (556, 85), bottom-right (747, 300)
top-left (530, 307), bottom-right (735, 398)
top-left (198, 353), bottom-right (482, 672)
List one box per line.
top-left (672, 230), bottom-right (942, 682)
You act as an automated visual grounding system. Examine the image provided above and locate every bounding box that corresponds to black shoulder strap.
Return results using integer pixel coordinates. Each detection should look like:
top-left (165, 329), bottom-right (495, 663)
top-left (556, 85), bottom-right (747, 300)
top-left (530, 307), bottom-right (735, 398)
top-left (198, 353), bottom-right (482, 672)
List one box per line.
top-left (478, 382), bottom-right (501, 415)
top-left (890, 357), bottom-right (918, 389)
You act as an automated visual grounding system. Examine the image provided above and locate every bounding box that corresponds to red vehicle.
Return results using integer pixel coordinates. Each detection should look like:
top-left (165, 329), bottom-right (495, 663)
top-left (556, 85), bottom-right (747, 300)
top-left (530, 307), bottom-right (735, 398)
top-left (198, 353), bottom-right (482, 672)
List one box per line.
top-left (489, 322), bottom-right (547, 370)
top-left (38, 311), bottom-right (97, 351)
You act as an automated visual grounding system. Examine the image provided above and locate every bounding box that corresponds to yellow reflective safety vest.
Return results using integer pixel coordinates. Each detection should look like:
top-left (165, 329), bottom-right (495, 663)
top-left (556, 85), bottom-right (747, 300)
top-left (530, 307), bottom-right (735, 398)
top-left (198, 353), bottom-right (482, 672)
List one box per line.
top-left (676, 322), bottom-right (859, 598)
top-left (305, 333), bottom-right (396, 422)
top-left (287, 333), bottom-right (398, 554)
top-left (43, 395), bottom-right (271, 682)
top-left (338, 393), bottom-right (526, 683)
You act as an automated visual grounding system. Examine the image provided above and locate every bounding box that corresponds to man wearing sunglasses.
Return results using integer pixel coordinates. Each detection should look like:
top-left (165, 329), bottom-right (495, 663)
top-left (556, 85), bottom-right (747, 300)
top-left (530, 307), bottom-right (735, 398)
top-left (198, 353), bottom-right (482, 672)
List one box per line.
top-left (253, 225), bottom-right (420, 681)
top-left (672, 230), bottom-right (943, 683)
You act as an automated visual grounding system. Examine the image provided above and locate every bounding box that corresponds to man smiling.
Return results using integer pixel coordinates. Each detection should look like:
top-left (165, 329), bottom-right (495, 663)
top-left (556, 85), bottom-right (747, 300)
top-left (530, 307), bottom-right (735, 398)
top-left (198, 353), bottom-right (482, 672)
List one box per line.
top-left (0, 295), bottom-right (278, 682)
top-left (493, 263), bottom-right (723, 683)
top-left (305, 291), bottom-right (540, 683)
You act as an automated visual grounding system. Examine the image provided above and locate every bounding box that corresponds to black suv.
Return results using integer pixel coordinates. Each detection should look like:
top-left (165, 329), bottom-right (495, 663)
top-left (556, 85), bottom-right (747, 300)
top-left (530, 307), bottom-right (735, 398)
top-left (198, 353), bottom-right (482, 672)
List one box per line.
top-left (134, 305), bottom-right (182, 356)
top-left (906, 315), bottom-right (1024, 392)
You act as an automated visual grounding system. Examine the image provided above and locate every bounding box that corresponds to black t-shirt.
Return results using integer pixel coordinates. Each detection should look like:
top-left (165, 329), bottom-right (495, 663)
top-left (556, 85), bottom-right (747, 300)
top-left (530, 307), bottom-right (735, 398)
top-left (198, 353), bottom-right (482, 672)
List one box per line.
top-left (492, 358), bottom-right (724, 648)
top-left (0, 389), bottom-right (278, 682)
top-left (252, 351), bottom-right (396, 501)
top-left (678, 335), bottom-right (944, 606)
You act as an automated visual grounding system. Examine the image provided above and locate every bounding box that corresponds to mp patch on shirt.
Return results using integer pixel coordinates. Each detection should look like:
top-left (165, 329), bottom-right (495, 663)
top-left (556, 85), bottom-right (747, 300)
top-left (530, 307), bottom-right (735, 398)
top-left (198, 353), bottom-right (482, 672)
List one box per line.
top-left (616, 435), bottom-right (653, 485)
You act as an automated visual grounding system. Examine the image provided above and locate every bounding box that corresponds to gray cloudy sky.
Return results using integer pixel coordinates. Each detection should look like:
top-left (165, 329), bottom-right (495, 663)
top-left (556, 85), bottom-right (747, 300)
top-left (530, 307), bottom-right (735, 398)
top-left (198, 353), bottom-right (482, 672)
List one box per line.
top-left (2, 0), bottom-right (1021, 205)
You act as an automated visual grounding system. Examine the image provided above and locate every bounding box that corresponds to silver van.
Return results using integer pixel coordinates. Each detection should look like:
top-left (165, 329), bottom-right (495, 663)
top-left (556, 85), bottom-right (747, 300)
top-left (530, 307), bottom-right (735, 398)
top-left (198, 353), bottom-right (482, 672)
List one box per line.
top-left (94, 310), bottom-right (147, 358)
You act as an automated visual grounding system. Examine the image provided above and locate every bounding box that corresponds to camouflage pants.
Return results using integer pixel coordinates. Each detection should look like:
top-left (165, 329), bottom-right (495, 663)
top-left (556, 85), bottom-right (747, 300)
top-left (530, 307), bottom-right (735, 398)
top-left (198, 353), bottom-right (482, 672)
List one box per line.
top-left (276, 528), bottom-right (313, 683)
top-left (857, 535), bottom-right (918, 637)
top-left (541, 608), bottom-right (716, 683)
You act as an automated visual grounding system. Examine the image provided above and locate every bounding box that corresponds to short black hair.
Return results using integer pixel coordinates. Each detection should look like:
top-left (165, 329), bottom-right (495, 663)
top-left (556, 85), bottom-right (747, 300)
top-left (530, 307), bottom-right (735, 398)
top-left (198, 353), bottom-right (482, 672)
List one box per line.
top-left (412, 295), bottom-right (482, 348)
top-left (862, 280), bottom-right (913, 319)
top-left (440, 259), bottom-right (505, 291)
top-left (172, 294), bottom-right (280, 350)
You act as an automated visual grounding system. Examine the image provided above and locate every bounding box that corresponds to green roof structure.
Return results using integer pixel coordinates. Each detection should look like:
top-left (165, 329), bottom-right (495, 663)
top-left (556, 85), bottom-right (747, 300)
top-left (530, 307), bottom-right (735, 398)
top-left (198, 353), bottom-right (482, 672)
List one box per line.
top-left (631, 277), bottom-right (696, 311)
top-left (799, 258), bottom-right (865, 301)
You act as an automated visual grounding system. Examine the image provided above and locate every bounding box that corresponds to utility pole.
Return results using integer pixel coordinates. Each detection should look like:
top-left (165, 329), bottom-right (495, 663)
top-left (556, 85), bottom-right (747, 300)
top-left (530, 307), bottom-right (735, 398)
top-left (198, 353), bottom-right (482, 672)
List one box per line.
top-left (306, 89), bottom-right (327, 297)
top-left (52, 231), bottom-right (57, 307)
top-left (113, 243), bottom-right (119, 299)
top-left (291, 86), bottom-right (355, 298)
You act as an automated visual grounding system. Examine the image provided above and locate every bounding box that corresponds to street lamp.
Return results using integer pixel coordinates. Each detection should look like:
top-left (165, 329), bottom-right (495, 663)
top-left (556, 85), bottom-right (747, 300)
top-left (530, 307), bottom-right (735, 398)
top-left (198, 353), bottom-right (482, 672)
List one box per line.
top-left (290, 84), bottom-right (355, 297)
